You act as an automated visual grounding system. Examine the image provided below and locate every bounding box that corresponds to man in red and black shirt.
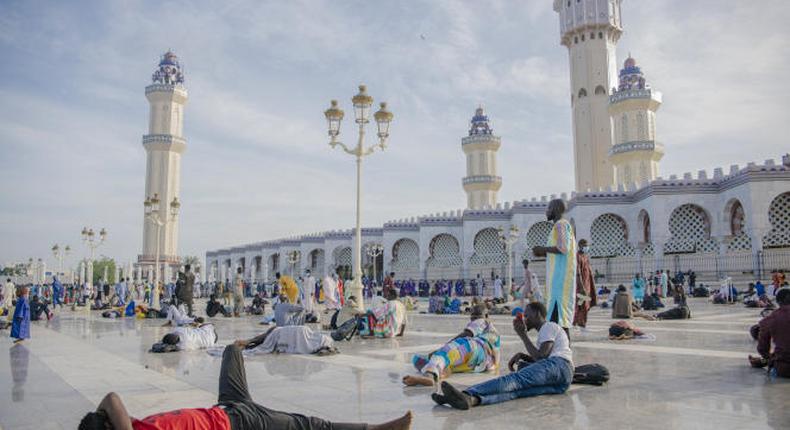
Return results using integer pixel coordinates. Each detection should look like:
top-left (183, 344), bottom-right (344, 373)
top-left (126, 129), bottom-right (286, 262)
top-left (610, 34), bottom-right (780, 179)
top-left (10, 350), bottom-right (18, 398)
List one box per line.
top-left (79, 344), bottom-right (412, 430)
top-left (752, 287), bottom-right (790, 377)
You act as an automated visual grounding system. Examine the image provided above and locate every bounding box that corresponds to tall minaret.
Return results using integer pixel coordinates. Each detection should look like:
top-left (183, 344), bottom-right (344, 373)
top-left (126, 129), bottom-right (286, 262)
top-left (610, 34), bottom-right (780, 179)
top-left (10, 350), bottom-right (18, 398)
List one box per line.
top-left (462, 107), bottom-right (502, 209)
top-left (608, 56), bottom-right (663, 187)
top-left (553, 0), bottom-right (623, 192)
top-left (139, 51), bottom-right (187, 272)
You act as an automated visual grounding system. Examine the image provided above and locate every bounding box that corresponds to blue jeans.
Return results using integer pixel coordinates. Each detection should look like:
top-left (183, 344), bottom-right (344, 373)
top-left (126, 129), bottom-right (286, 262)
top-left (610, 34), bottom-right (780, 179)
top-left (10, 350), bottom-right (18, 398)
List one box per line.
top-left (465, 356), bottom-right (573, 405)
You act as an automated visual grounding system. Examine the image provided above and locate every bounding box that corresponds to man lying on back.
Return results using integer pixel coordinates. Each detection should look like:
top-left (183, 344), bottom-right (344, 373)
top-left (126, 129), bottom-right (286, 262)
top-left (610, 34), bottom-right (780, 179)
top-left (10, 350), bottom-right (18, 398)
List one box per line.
top-left (80, 343), bottom-right (413, 429)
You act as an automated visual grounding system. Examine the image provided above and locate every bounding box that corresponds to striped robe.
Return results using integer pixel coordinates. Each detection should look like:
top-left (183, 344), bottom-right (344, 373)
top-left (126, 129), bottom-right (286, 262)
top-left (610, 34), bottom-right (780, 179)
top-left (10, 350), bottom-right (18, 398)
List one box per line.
top-left (545, 218), bottom-right (577, 328)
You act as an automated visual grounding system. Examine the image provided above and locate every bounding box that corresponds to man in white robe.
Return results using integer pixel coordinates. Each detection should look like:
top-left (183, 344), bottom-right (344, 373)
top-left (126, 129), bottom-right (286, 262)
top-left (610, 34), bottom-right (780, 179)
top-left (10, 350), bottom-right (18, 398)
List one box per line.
top-left (301, 270), bottom-right (316, 315)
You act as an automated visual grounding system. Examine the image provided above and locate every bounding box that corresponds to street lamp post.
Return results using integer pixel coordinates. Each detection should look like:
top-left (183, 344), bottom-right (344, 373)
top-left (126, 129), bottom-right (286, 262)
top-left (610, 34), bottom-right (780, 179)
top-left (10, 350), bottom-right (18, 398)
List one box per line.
top-left (365, 243), bottom-right (384, 284)
top-left (81, 227), bottom-right (107, 309)
top-left (287, 250), bottom-right (300, 277)
top-left (324, 85), bottom-right (393, 311)
top-left (143, 193), bottom-right (180, 303)
top-left (52, 244), bottom-right (71, 279)
top-left (497, 225), bottom-right (520, 294)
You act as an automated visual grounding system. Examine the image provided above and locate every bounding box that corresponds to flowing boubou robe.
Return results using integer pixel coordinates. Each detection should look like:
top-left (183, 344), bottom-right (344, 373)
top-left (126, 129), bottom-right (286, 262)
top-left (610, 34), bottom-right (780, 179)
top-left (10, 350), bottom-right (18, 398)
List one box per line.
top-left (573, 252), bottom-right (597, 327)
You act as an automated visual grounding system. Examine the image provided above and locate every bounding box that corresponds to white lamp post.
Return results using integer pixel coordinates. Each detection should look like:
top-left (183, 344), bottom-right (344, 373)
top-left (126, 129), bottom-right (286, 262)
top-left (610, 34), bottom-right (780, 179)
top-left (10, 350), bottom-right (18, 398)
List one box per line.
top-left (324, 85), bottom-right (393, 311)
top-left (143, 193), bottom-right (180, 296)
top-left (53, 244), bottom-right (71, 280)
top-left (365, 243), bottom-right (384, 284)
top-left (287, 250), bottom-right (301, 277)
top-left (81, 227), bottom-right (107, 287)
top-left (497, 225), bottom-right (520, 294)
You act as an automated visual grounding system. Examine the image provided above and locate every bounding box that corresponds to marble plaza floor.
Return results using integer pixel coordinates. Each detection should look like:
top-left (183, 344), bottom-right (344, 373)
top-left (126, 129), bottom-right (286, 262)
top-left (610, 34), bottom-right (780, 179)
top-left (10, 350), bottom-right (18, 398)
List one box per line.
top-left (1, 298), bottom-right (788, 429)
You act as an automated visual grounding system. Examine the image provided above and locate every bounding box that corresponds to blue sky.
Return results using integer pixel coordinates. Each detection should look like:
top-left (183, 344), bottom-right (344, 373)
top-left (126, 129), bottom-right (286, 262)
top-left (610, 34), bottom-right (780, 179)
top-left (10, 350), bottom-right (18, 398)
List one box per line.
top-left (1, 0), bottom-right (789, 271)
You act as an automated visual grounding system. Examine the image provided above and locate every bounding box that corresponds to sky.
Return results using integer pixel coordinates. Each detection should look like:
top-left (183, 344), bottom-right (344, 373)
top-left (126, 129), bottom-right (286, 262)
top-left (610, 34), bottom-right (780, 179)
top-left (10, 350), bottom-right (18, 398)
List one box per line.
top-left (1, 0), bottom-right (789, 272)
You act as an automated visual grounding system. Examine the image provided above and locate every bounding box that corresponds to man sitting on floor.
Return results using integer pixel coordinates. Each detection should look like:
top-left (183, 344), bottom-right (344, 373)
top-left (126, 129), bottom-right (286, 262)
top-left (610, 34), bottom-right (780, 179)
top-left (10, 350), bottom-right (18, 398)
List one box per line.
top-left (750, 287), bottom-right (790, 377)
top-left (80, 344), bottom-right (413, 430)
top-left (432, 302), bottom-right (573, 410)
top-left (206, 293), bottom-right (230, 317)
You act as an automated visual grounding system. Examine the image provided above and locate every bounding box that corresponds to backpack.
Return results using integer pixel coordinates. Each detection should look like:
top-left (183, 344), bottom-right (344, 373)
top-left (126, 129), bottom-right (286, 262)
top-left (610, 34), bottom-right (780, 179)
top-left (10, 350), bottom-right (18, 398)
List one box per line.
top-left (572, 363), bottom-right (610, 386)
top-left (331, 316), bottom-right (358, 341)
top-left (357, 313), bottom-right (374, 336)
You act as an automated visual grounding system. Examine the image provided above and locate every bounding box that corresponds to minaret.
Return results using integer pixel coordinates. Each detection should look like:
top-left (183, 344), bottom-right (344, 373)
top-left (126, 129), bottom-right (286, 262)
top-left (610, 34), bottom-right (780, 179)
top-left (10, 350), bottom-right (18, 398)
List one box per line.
top-left (553, 0), bottom-right (623, 192)
top-left (139, 51), bottom-right (187, 272)
top-left (462, 107), bottom-right (502, 209)
top-left (608, 56), bottom-right (663, 186)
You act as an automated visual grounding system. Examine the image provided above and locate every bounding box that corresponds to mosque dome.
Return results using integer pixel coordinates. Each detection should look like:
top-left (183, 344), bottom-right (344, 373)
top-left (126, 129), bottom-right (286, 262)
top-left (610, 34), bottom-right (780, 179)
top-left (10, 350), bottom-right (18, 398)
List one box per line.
top-left (159, 51), bottom-right (179, 66)
top-left (469, 106), bottom-right (493, 136)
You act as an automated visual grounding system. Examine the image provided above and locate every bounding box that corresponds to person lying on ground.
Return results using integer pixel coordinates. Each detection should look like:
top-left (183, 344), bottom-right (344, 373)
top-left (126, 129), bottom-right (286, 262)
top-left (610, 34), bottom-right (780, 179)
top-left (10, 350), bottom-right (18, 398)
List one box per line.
top-left (151, 322), bottom-right (217, 353)
top-left (162, 302), bottom-right (197, 327)
top-left (432, 301), bottom-right (572, 410)
top-left (749, 287), bottom-right (790, 377)
top-left (236, 325), bottom-right (337, 355)
top-left (403, 304), bottom-right (500, 388)
top-left (80, 344), bottom-right (412, 430)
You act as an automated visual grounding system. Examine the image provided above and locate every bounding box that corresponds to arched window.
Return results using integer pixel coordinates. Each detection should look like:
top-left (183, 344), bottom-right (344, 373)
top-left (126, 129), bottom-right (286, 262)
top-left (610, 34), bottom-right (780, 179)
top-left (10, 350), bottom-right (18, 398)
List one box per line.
top-left (594, 85), bottom-right (606, 95)
top-left (578, 88), bottom-right (587, 98)
top-left (590, 32), bottom-right (595, 39)
top-left (599, 32), bottom-right (603, 39)
top-left (581, 34), bottom-right (585, 42)
top-left (574, 36), bottom-right (578, 44)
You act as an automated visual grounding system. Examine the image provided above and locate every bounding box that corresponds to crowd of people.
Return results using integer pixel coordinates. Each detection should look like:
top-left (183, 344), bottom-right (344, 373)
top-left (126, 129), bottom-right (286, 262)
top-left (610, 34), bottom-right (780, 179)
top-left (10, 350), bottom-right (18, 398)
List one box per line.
top-left (2, 198), bottom-right (787, 429)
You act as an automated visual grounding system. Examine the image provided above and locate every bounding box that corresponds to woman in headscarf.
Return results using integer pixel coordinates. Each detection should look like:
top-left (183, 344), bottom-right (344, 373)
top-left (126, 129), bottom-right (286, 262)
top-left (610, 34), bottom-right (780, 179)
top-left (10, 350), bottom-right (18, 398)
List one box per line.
top-left (403, 305), bottom-right (499, 387)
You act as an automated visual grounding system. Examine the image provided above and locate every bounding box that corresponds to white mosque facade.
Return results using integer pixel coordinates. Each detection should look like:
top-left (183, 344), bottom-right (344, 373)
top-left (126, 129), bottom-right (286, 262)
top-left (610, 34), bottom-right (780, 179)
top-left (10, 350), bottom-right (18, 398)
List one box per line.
top-left (205, 0), bottom-right (790, 286)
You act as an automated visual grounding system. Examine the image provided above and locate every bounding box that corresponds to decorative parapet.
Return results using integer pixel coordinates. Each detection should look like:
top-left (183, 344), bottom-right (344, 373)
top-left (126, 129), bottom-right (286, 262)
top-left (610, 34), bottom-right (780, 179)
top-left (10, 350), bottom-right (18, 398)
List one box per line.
top-left (145, 83), bottom-right (187, 96)
top-left (609, 88), bottom-right (658, 103)
top-left (609, 140), bottom-right (662, 156)
top-left (461, 134), bottom-right (501, 146)
top-left (143, 134), bottom-right (186, 145)
top-left (463, 175), bottom-right (503, 185)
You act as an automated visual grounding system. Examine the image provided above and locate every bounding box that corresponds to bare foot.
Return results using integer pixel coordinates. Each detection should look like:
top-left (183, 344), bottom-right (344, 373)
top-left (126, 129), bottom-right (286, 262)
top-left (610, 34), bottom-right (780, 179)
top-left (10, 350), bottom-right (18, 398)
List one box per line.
top-left (370, 411), bottom-right (413, 430)
top-left (402, 375), bottom-right (434, 387)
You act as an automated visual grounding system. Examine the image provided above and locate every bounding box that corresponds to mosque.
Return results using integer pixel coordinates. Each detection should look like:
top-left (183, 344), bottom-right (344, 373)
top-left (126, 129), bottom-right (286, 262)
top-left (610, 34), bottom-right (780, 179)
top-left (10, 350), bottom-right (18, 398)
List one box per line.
top-left (203, 0), bottom-right (790, 286)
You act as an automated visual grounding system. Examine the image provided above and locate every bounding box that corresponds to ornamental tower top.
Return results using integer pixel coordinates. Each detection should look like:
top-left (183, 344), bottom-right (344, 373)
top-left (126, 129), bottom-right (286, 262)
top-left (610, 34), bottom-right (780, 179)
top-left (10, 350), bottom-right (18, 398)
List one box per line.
top-left (462, 107), bottom-right (502, 210)
top-left (553, 0), bottom-right (624, 192)
top-left (608, 56), bottom-right (663, 187)
top-left (151, 51), bottom-right (185, 85)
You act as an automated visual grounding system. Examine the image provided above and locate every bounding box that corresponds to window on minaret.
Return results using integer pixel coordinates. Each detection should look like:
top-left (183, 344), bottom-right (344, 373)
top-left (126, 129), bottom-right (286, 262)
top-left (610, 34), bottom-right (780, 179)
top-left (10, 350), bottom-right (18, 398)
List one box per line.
top-left (479, 153), bottom-right (486, 174)
top-left (637, 112), bottom-right (646, 140)
top-left (621, 114), bottom-right (628, 142)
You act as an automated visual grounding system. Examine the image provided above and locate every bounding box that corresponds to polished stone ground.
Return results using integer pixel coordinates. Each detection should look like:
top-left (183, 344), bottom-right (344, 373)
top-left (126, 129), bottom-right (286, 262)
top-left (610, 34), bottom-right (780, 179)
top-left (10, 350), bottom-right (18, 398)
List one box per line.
top-left (1, 298), bottom-right (787, 429)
